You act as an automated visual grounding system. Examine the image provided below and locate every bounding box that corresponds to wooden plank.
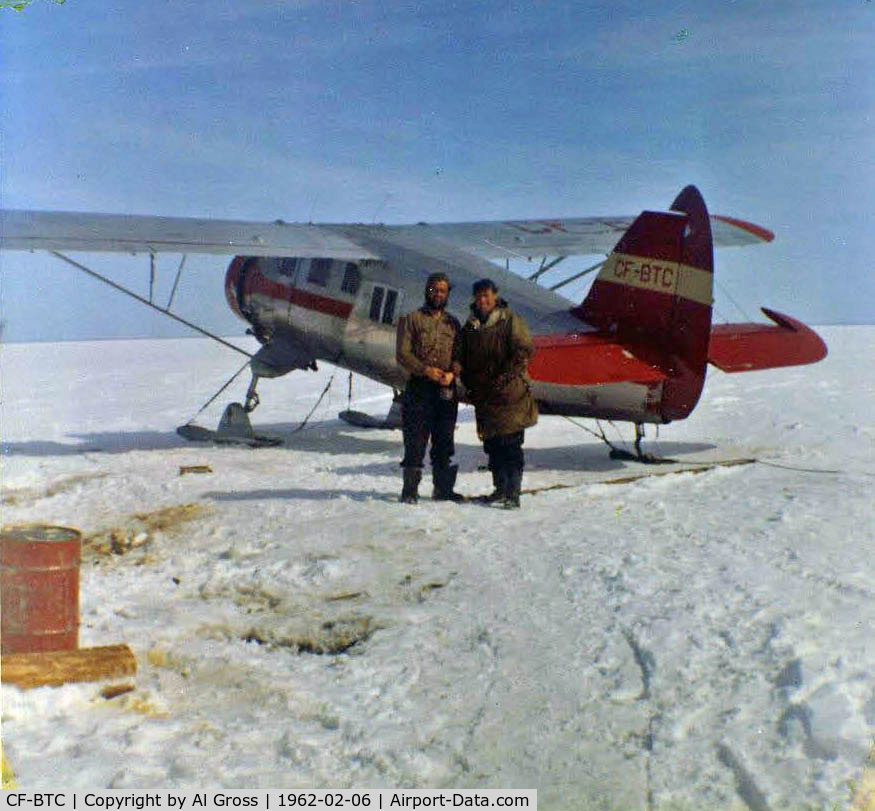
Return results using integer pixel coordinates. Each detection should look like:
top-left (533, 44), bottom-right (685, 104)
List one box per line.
top-left (179, 465), bottom-right (212, 476)
top-left (1, 644), bottom-right (136, 689)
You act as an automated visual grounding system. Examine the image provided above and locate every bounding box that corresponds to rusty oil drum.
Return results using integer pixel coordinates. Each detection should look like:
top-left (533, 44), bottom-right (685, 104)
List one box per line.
top-left (1, 525), bottom-right (81, 654)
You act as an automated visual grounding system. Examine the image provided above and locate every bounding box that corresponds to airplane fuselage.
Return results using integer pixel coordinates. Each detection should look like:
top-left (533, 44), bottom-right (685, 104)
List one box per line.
top-left (225, 249), bottom-right (670, 425)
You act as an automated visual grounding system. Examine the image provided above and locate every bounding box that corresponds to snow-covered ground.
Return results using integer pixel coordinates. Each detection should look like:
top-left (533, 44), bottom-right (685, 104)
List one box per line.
top-left (1, 328), bottom-right (873, 809)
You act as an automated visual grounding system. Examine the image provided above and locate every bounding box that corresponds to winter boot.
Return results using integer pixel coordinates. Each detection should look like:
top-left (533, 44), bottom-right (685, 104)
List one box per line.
top-left (400, 467), bottom-right (422, 504)
top-left (476, 468), bottom-right (507, 504)
top-left (432, 465), bottom-right (465, 502)
top-left (502, 466), bottom-right (522, 509)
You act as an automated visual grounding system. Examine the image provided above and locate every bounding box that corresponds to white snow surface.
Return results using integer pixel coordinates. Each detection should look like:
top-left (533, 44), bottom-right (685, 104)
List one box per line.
top-left (1, 328), bottom-right (873, 809)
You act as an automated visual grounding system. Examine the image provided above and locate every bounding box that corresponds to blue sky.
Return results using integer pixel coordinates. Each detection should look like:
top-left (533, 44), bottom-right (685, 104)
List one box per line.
top-left (1, 0), bottom-right (873, 341)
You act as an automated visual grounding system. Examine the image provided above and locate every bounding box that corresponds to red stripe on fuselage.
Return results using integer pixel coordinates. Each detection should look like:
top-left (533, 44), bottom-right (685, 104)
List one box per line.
top-left (246, 266), bottom-right (353, 319)
top-left (289, 286), bottom-right (353, 319)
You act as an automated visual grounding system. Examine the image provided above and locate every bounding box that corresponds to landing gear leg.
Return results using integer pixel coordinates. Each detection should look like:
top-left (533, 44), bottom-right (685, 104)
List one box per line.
top-left (244, 373), bottom-right (261, 413)
top-left (607, 422), bottom-right (674, 464)
top-left (634, 422), bottom-right (646, 460)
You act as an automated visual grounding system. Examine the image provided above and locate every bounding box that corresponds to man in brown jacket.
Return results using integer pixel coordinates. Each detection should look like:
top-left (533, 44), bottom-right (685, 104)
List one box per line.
top-left (395, 272), bottom-right (464, 504)
top-left (460, 278), bottom-right (538, 508)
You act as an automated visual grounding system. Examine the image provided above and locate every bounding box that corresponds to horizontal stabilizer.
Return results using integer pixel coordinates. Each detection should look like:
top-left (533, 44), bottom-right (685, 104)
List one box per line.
top-left (708, 309), bottom-right (827, 372)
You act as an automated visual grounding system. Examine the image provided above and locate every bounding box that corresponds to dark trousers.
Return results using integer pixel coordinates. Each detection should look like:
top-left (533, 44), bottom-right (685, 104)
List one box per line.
top-left (401, 377), bottom-right (458, 469)
top-left (483, 430), bottom-right (525, 472)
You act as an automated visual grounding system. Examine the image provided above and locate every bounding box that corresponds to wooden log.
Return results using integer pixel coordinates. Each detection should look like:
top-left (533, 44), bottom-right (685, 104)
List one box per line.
top-left (1, 644), bottom-right (136, 689)
top-left (100, 682), bottom-right (135, 700)
top-left (179, 465), bottom-right (212, 476)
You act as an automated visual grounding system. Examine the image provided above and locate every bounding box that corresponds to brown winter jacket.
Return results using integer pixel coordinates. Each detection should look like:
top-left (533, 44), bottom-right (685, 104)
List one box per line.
top-left (460, 301), bottom-right (538, 439)
top-left (395, 307), bottom-right (462, 379)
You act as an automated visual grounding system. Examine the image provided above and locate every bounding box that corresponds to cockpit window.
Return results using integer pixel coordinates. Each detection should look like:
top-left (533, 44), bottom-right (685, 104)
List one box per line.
top-left (341, 263), bottom-right (361, 295)
top-left (307, 258), bottom-right (332, 287)
top-left (279, 258), bottom-right (298, 277)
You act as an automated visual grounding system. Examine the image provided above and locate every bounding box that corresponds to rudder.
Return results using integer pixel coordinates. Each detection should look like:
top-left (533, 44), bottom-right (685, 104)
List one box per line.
top-left (575, 185), bottom-right (714, 421)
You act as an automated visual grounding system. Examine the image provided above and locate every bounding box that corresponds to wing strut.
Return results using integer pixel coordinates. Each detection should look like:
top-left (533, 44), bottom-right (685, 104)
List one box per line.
top-left (548, 258), bottom-right (605, 291)
top-left (528, 255), bottom-right (567, 282)
top-left (49, 251), bottom-right (253, 359)
top-left (149, 252), bottom-right (156, 303)
top-left (166, 254), bottom-right (187, 310)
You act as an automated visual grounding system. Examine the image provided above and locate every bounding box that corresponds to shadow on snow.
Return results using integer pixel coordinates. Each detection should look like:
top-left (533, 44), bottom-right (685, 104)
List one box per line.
top-left (1, 419), bottom-right (715, 469)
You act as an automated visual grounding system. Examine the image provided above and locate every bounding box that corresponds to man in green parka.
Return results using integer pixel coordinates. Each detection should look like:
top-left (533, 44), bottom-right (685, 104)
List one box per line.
top-left (460, 278), bottom-right (538, 508)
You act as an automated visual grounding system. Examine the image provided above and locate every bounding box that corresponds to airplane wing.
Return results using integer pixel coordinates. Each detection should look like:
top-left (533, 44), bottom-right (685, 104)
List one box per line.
top-left (1, 209), bottom-right (772, 260)
top-left (385, 213), bottom-right (773, 259)
top-left (0, 210), bottom-right (378, 259)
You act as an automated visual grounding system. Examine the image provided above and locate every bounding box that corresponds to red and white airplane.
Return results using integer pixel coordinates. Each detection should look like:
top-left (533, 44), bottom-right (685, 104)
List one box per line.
top-left (0, 186), bottom-right (826, 457)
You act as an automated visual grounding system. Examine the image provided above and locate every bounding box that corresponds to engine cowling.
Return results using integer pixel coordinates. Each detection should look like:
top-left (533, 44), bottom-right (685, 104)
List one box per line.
top-left (224, 255), bottom-right (252, 322)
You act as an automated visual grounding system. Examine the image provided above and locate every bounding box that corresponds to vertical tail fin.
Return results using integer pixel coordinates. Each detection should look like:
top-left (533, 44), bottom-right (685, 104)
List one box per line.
top-left (575, 185), bottom-right (714, 420)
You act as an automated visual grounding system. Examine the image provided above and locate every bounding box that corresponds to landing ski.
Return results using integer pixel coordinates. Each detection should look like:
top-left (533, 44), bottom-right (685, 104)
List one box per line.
top-left (177, 402), bottom-right (283, 448)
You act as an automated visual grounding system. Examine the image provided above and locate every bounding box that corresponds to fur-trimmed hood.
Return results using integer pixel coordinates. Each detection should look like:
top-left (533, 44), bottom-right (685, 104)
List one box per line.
top-left (466, 299), bottom-right (510, 329)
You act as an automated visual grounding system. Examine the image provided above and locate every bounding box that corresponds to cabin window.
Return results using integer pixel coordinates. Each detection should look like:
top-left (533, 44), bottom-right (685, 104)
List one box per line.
top-left (307, 258), bottom-right (332, 287)
top-left (382, 289), bottom-right (398, 324)
top-left (368, 284), bottom-right (401, 325)
top-left (279, 258), bottom-right (298, 277)
top-left (369, 286), bottom-right (385, 321)
top-left (341, 263), bottom-right (361, 295)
